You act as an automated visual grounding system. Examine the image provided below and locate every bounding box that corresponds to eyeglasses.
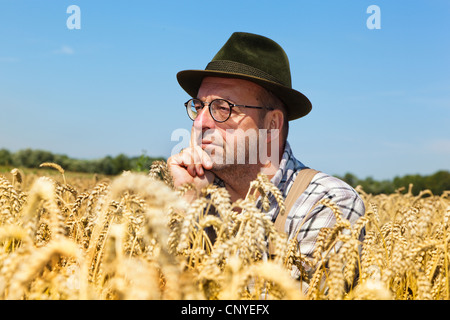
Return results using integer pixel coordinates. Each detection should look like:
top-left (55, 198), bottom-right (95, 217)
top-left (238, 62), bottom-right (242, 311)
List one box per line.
top-left (185, 98), bottom-right (274, 123)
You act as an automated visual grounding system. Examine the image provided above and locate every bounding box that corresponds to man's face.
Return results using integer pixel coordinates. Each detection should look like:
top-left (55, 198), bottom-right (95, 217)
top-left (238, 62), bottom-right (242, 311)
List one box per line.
top-left (193, 77), bottom-right (268, 170)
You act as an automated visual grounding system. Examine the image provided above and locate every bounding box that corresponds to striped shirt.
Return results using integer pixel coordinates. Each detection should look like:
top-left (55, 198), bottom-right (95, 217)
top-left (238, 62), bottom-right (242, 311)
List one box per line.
top-left (257, 141), bottom-right (366, 286)
top-left (212, 141), bottom-right (365, 294)
top-left (213, 141), bottom-right (366, 253)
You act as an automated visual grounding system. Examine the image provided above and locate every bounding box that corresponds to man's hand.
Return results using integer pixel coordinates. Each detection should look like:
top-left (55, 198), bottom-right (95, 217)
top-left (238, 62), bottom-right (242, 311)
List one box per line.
top-left (167, 145), bottom-right (215, 201)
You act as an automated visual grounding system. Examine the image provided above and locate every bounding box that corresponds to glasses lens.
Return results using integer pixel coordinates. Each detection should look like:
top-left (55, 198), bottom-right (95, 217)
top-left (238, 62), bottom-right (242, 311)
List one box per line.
top-left (210, 99), bottom-right (231, 122)
top-left (186, 99), bottom-right (202, 120)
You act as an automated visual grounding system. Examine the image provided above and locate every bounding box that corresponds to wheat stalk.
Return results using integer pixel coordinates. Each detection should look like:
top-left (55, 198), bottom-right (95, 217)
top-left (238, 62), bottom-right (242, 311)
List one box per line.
top-left (40, 162), bottom-right (67, 185)
top-left (0, 160), bottom-right (449, 300)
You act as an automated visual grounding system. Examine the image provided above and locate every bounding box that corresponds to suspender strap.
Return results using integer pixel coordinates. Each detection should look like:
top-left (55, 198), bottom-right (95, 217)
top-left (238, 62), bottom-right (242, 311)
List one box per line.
top-left (269, 168), bottom-right (319, 255)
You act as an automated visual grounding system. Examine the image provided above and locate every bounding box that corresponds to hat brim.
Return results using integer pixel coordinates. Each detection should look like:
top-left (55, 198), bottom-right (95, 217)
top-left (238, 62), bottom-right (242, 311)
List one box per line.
top-left (177, 70), bottom-right (312, 121)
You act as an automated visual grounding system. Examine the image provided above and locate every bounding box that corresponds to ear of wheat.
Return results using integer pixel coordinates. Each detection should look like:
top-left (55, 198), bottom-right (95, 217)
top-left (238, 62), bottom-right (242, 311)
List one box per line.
top-left (0, 162), bottom-right (448, 300)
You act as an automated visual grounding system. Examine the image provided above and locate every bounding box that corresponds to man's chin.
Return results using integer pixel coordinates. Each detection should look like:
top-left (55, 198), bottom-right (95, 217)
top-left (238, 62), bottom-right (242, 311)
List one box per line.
top-left (210, 162), bottom-right (227, 172)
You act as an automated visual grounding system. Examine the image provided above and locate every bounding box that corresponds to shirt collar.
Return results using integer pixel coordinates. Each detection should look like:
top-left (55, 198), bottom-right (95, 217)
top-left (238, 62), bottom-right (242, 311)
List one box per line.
top-left (270, 141), bottom-right (307, 196)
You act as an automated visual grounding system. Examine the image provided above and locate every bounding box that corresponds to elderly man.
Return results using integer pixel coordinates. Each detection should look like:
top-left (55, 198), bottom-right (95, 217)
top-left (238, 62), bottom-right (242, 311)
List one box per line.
top-left (168, 32), bottom-right (365, 267)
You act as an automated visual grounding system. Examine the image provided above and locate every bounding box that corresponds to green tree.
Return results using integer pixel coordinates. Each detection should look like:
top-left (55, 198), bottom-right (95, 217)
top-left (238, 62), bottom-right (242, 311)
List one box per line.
top-left (11, 148), bottom-right (33, 167)
top-left (426, 170), bottom-right (450, 195)
top-left (97, 156), bottom-right (115, 175)
top-left (112, 153), bottom-right (131, 174)
top-left (342, 172), bottom-right (359, 187)
top-left (11, 149), bottom-right (55, 168)
top-left (0, 149), bottom-right (12, 166)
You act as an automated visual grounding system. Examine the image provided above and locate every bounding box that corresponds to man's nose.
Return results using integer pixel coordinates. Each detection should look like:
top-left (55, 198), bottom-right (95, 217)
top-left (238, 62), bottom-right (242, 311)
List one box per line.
top-left (193, 106), bottom-right (215, 131)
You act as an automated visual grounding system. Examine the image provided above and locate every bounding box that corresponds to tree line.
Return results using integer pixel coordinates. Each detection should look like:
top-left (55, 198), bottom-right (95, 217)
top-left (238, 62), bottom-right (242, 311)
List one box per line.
top-left (336, 171), bottom-right (450, 196)
top-left (0, 148), bottom-right (448, 195)
top-left (0, 148), bottom-right (164, 176)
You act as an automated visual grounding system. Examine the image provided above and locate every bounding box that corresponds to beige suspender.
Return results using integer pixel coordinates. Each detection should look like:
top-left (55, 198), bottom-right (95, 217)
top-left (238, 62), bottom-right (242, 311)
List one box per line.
top-left (269, 168), bottom-right (319, 255)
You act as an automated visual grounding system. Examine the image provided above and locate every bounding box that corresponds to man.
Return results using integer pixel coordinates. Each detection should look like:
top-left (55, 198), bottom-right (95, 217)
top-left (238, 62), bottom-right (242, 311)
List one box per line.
top-left (168, 32), bottom-right (365, 275)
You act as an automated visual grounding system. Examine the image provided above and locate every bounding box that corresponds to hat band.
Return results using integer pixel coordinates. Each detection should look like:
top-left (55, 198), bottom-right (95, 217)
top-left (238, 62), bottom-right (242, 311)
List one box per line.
top-left (205, 60), bottom-right (285, 86)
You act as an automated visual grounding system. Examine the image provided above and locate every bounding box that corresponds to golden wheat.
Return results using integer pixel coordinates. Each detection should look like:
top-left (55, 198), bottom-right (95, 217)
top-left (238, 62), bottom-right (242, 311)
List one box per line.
top-left (0, 163), bottom-right (448, 300)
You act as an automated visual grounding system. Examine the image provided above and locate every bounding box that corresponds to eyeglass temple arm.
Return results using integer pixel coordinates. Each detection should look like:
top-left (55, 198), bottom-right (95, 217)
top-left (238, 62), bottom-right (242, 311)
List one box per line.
top-left (233, 104), bottom-right (274, 110)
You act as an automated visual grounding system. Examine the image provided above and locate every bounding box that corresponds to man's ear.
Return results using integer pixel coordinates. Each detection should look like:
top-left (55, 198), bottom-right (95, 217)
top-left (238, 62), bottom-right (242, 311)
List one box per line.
top-left (264, 109), bottom-right (284, 143)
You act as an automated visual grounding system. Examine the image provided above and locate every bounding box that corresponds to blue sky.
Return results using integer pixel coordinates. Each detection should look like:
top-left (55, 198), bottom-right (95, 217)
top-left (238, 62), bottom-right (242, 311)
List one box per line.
top-left (0, 0), bottom-right (449, 180)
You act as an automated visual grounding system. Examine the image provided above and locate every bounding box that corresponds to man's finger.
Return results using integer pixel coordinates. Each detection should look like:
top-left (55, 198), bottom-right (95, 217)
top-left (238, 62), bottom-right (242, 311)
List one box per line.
top-left (190, 126), bottom-right (202, 147)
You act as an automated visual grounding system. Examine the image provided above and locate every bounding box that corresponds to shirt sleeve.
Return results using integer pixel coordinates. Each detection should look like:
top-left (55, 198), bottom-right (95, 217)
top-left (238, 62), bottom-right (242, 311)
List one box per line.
top-left (285, 172), bottom-right (366, 259)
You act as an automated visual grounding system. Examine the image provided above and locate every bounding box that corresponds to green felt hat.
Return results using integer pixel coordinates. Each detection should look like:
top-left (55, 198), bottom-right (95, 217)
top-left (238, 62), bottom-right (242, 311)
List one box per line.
top-left (177, 32), bottom-right (311, 121)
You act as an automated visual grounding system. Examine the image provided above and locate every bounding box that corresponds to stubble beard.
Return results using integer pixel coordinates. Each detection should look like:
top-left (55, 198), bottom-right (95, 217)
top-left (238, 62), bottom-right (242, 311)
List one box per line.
top-left (207, 134), bottom-right (263, 183)
top-left (200, 127), bottom-right (280, 180)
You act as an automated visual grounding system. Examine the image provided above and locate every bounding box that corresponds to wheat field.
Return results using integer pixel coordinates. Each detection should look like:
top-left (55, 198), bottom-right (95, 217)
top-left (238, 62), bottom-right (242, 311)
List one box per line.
top-left (0, 162), bottom-right (449, 300)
